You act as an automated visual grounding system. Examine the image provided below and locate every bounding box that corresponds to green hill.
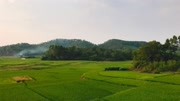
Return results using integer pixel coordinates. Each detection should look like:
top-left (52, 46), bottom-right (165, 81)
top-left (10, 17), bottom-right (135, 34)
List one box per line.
top-left (0, 39), bottom-right (146, 56)
top-left (99, 39), bottom-right (147, 50)
top-left (39, 39), bottom-right (95, 48)
top-left (0, 39), bottom-right (95, 56)
top-left (0, 43), bottom-right (36, 56)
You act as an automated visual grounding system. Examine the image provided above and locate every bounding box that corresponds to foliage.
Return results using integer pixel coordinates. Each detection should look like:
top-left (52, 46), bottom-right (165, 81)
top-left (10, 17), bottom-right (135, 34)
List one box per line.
top-left (133, 35), bottom-right (180, 72)
top-left (105, 67), bottom-right (120, 71)
top-left (105, 67), bottom-right (129, 71)
top-left (42, 45), bottom-right (133, 61)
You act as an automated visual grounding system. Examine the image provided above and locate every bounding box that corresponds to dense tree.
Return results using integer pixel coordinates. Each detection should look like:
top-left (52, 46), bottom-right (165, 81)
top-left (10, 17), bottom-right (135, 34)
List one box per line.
top-left (133, 35), bottom-right (180, 72)
top-left (42, 45), bottom-right (133, 61)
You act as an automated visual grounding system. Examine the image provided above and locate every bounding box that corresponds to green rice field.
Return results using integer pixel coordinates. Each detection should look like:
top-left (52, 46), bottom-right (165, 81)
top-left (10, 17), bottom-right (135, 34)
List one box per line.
top-left (0, 58), bottom-right (179, 101)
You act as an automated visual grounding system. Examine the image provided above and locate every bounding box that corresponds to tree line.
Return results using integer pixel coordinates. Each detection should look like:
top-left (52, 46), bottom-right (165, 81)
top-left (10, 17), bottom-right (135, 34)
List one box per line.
top-left (42, 46), bottom-right (133, 61)
top-left (133, 35), bottom-right (180, 73)
top-left (42, 35), bottom-right (180, 72)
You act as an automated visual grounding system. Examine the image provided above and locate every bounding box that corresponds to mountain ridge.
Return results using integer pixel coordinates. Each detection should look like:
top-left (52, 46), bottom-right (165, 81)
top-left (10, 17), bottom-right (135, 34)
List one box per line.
top-left (99, 39), bottom-right (147, 50)
top-left (0, 38), bottom-right (147, 56)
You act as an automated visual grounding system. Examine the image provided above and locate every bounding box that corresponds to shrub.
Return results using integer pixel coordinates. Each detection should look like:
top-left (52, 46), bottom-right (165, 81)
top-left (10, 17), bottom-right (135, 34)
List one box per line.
top-left (139, 60), bottom-right (180, 73)
top-left (166, 60), bottom-right (179, 71)
top-left (105, 67), bottom-right (120, 71)
top-left (133, 61), bottom-right (148, 70)
top-left (105, 67), bottom-right (129, 71)
top-left (119, 68), bottom-right (129, 71)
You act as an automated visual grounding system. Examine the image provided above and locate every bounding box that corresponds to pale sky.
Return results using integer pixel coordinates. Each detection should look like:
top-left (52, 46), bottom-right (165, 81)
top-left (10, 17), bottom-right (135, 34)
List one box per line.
top-left (0, 0), bottom-right (179, 46)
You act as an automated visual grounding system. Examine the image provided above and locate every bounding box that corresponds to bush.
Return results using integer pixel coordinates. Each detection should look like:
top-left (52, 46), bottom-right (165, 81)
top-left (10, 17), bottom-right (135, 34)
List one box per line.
top-left (138, 60), bottom-right (180, 73)
top-left (105, 67), bottom-right (120, 71)
top-left (119, 68), bottom-right (129, 71)
top-left (166, 60), bottom-right (180, 71)
top-left (105, 67), bottom-right (129, 71)
top-left (133, 61), bottom-right (148, 70)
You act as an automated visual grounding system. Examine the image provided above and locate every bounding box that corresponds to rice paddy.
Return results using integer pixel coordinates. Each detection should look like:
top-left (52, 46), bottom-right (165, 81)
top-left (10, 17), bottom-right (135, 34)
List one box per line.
top-left (0, 58), bottom-right (179, 101)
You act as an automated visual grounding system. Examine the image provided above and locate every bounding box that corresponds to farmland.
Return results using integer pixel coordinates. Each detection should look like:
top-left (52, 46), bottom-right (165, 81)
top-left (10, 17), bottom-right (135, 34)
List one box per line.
top-left (0, 58), bottom-right (179, 101)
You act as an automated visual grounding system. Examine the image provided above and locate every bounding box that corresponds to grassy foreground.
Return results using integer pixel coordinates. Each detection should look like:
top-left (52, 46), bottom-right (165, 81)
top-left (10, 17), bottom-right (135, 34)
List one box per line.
top-left (0, 58), bottom-right (179, 101)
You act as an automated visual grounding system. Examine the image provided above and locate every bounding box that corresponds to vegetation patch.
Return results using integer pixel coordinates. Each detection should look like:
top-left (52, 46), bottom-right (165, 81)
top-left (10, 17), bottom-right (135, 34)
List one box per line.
top-left (0, 59), bottom-right (179, 101)
top-left (41, 45), bottom-right (133, 61)
top-left (133, 35), bottom-right (180, 73)
top-left (105, 67), bottom-right (129, 71)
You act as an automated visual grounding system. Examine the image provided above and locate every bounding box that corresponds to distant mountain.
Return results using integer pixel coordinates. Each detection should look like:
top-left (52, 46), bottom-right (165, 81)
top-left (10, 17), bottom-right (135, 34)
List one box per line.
top-left (39, 39), bottom-right (95, 48)
top-left (99, 39), bottom-right (147, 50)
top-left (0, 39), bottom-right (146, 56)
top-left (0, 39), bottom-right (95, 56)
top-left (0, 43), bottom-right (36, 56)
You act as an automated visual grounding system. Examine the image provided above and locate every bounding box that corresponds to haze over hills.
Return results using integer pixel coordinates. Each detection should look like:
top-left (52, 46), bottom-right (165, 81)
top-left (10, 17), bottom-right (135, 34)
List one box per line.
top-left (0, 39), bottom-right (147, 56)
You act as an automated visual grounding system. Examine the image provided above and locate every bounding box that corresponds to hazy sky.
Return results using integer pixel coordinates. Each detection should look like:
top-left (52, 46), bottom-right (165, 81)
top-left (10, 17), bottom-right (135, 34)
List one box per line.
top-left (0, 0), bottom-right (179, 46)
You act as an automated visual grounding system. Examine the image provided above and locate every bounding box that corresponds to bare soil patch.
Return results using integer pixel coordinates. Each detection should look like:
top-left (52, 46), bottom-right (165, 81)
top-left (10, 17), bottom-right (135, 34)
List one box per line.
top-left (12, 76), bottom-right (33, 83)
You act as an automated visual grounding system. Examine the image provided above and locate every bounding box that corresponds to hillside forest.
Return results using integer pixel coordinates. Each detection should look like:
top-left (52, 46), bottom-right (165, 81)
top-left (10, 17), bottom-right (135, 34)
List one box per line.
top-left (0, 39), bottom-right (146, 58)
top-left (42, 35), bottom-right (180, 72)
